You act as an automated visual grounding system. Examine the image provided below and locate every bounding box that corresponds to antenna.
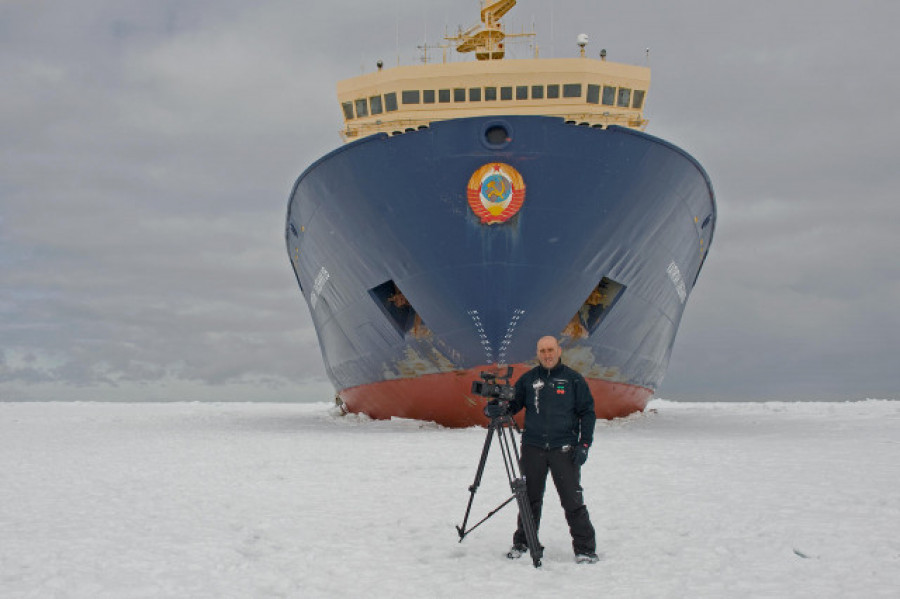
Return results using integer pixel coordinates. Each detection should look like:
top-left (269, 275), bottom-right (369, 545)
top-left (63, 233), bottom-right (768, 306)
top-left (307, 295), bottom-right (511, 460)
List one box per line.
top-left (576, 33), bottom-right (588, 57)
top-left (550, 0), bottom-right (555, 58)
top-left (418, 22), bottom-right (429, 63)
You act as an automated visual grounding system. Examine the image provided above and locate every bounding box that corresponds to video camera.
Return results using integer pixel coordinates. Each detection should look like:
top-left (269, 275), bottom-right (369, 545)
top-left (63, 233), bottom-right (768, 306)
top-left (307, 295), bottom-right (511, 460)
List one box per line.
top-left (471, 366), bottom-right (515, 401)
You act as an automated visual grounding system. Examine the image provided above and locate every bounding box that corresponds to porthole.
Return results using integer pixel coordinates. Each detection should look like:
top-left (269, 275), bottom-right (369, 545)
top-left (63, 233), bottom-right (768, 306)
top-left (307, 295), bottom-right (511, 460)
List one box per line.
top-left (480, 120), bottom-right (513, 150)
top-left (485, 125), bottom-right (507, 144)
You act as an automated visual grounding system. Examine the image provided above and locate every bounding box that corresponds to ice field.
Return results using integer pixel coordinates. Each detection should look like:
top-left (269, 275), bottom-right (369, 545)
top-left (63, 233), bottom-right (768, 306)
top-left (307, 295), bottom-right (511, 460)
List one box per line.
top-left (1, 399), bottom-right (898, 598)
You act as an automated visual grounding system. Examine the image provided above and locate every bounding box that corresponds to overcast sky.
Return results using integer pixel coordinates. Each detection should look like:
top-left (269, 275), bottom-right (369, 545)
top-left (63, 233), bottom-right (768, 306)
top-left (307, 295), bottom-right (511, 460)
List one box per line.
top-left (2, 0), bottom-right (898, 403)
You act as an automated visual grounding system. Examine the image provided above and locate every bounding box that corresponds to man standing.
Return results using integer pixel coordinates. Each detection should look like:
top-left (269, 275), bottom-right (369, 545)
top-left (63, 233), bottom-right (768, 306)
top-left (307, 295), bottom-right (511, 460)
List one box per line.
top-left (485, 335), bottom-right (599, 563)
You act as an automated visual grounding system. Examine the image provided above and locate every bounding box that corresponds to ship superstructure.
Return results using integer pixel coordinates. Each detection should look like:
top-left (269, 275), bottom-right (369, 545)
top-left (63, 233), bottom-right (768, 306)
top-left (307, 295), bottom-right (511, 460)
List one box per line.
top-left (338, 2), bottom-right (649, 140)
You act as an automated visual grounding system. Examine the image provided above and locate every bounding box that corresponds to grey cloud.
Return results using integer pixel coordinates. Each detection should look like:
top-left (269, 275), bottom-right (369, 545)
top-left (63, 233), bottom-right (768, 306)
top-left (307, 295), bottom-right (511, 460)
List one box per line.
top-left (2, 0), bottom-right (898, 402)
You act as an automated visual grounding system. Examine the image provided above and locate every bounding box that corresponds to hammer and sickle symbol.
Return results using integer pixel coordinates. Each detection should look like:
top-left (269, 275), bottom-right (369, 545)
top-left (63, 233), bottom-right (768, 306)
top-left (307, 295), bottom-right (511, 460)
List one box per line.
top-left (486, 178), bottom-right (508, 200)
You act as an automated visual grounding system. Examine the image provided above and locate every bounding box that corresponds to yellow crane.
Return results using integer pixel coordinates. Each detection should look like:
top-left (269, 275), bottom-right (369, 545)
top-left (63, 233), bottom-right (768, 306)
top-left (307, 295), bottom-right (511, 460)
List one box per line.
top-left (447, 0), bottom-right (531, 60)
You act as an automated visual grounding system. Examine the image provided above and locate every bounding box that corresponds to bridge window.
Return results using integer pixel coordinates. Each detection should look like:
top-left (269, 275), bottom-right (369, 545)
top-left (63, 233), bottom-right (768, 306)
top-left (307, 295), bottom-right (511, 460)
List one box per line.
top-left (385, 92), bottom-right (398, 112)
top-left (454, 88), bottom-right (466, 102)
top-left (586, 84), bottom-right (600, 104)
top-left (602, 86), bottom-right (615, 106)
top-left (563, 83), bottom-right (582, 98)
top-left (501, 86), bottom-right (513, 100)
top-left (354, 98), bottom-right (368, 118)
top-left (423, 89), bottom-right (435, 104)
top-left (516, 85), bottom-right (528, 100)
top-left (484, 86), bottom-right (497, 101)
top-left (632, 90), bottom-right (645, 109)
top-left (342, 102), bottom-right (354, 120)
top-left (617, 88), bottom-right (631, 107)
top-left (439, 89), bottom-right (451, 103)
top-left (547, 84), bottom-right (560, 99)
top-left (402, 90), bottom-right (421, 104)
top-left (369, 95), bottom-right (383, 115)
top-left (469, 87), bottom-right (482, 101)
top-left (531, 85), bottom-right (544, 99)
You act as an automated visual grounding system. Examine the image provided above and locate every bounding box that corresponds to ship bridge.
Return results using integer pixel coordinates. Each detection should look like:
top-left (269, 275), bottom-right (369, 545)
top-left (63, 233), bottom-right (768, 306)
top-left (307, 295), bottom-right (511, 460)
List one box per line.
top-left (338, 58), bottom-right (650, 141)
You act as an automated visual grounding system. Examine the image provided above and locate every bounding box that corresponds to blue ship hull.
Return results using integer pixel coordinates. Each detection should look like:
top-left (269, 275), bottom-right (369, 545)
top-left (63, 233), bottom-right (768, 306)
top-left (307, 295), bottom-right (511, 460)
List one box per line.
top-left (286, 116), bottom-right (715, 426)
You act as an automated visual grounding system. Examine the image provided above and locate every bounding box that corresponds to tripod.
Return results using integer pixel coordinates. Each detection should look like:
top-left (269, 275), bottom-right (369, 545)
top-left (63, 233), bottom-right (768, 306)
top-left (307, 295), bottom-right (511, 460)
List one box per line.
top-left (456, 408), bottom-right (543, 568)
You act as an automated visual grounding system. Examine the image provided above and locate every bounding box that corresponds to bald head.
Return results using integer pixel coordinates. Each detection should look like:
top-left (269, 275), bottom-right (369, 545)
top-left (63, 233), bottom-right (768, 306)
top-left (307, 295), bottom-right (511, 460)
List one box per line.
top-left (537, 336), bottom-right (562, 370)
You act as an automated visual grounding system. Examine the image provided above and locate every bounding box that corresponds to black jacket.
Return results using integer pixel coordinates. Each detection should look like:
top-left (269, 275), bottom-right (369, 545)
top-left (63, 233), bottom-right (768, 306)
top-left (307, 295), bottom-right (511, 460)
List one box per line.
top-left (508, 360), bottom-right (596, 450)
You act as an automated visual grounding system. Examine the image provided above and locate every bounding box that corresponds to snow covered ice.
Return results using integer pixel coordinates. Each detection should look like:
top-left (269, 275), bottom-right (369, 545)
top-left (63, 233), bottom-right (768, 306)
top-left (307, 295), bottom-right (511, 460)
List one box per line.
top-left (1, 399), bottom-right (898, 598)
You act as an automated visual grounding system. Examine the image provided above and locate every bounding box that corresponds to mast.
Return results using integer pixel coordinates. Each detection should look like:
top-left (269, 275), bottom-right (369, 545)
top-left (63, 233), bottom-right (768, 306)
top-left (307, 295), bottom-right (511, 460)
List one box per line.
top-left (445, 0), bottom-right (533, 61)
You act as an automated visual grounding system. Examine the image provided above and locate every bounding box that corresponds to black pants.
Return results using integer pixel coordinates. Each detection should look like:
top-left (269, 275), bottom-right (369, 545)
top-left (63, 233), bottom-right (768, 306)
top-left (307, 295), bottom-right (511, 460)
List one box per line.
top-left (513, 444), bottom-right (596, 554)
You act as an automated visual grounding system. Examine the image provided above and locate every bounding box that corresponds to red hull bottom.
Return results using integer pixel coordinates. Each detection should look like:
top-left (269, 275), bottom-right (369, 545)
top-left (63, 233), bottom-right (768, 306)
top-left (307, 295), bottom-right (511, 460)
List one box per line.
top-left (338, 364), bottom-right (651, 428)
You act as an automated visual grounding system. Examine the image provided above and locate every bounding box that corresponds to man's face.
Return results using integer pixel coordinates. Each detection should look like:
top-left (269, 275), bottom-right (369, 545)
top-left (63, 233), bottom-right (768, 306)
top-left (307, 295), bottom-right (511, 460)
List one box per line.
top-left (537, 337), bottom-right (562, 369)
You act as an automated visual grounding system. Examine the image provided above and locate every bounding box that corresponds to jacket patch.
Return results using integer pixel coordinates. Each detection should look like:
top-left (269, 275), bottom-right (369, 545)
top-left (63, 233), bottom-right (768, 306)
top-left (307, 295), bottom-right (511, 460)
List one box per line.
top-left (553, 379), bottom-right (567, 395)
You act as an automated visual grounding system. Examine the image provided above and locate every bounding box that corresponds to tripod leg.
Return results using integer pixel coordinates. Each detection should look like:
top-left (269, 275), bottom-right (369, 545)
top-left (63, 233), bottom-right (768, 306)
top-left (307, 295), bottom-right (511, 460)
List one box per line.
top-left (511, 477), bottom-right (542, 567)
top-left (497, 423), bottom-right (542, 568)
top-left (456, 422), bottom-right (496, 540)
